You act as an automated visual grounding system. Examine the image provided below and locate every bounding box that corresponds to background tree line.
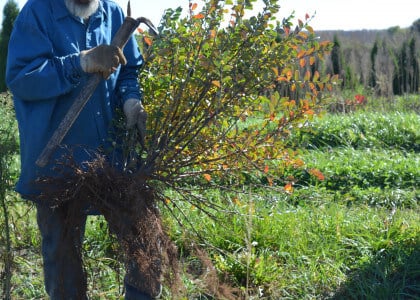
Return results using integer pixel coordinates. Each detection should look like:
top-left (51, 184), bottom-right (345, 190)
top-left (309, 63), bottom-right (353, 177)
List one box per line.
top-left (319, 20), bottom-right (420, 97)
top-left (0, 0), bottom-right (419, 98)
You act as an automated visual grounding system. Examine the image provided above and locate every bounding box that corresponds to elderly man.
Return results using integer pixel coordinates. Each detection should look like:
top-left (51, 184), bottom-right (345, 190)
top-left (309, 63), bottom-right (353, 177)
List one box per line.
top-left (6, 0), bottom-right (150, 298)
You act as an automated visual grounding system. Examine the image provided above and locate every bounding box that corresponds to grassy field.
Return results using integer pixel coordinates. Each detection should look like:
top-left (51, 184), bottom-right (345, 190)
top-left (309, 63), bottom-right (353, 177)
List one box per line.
top-left (1, 92), bottom-right (419, 299)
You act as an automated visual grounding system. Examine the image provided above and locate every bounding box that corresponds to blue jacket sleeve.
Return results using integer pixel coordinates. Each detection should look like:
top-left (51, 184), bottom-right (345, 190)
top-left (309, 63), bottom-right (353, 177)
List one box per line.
top-left (6, 16), bottom-right (85, 101)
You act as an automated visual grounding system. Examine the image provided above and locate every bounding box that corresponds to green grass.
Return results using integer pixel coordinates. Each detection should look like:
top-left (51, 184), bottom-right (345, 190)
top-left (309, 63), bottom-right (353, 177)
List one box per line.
top-left (161, 190), bottom-right (419, 298)
top-left (1, 91), bottom-right (419, 299)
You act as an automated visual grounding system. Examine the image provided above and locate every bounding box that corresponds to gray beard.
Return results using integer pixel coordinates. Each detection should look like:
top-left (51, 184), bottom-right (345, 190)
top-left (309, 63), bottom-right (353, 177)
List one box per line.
top-left (65, 0), bottom-right (99, 19)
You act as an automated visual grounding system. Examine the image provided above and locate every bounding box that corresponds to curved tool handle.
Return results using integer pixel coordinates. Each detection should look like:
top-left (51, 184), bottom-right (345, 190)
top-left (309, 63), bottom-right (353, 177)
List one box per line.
top-left (36, 17), bottom-right (141, 168)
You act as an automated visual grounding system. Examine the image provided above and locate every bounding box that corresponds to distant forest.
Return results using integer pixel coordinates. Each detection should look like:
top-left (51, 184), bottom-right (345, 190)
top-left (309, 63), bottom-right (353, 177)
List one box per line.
top-left (317, 19), bottom-right (420, 97)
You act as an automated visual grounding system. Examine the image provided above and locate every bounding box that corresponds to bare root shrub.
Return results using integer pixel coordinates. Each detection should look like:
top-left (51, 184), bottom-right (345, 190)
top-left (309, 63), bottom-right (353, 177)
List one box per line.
top-left (36, 154), bottom-right (182, 297)
top-left (36, 152), bottom-right (245, 298)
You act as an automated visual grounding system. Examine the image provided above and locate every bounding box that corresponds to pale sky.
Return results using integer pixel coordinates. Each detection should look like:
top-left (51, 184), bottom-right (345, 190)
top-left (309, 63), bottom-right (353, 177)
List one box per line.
top-left (0, 0), bottom-right (419, 31)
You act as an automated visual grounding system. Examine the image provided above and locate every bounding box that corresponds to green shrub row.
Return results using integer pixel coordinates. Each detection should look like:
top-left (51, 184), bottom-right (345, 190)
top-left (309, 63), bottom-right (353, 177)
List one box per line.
top-left (289, 112), bottom-right (419, 151)
top-left (292, 148), bottom-right (420, 190)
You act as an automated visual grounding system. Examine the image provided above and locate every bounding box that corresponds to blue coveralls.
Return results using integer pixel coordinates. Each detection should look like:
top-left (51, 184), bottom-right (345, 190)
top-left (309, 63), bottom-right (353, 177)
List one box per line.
top-left (6, 0), bottom-right (151, 298)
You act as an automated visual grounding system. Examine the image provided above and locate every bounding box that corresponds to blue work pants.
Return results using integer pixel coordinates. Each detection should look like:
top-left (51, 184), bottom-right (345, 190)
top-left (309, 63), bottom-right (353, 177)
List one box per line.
top-left (36, 202), bottom-right (152, 299)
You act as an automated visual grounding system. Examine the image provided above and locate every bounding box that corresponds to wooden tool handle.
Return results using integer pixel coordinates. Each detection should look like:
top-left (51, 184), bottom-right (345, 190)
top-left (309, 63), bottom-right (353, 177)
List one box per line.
top-left (36, 17), bottom-right (141, 167)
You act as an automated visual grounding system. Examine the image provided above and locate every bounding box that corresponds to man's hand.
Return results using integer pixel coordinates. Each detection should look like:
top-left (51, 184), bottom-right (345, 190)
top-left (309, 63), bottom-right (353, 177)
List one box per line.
top-left (123, 98), bottom-right (147, 146)
top-left (80, 45), bottom-right (127, 79)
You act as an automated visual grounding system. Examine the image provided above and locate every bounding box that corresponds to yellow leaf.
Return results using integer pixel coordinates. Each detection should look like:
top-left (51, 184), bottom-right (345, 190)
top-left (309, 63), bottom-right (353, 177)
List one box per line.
top-left (294, 70), bottom-right (299, 81)
top-left (306, 25), bottom-right (314, 34)
top-left (309, 56), bottom-right (316, 66)
top-left (313, 70), bottom-right (320, 82)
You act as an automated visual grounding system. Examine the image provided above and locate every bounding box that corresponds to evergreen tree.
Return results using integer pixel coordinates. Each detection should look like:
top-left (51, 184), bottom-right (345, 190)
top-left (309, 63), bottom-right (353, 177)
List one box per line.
top-left (408, 37), bottom-right (419, 93)
top-left (410, 18), bottom-right (420, 35)
top-left (331, 35), bottom-right (341, 76)
top-left (393, 41), bottom-right (413, 95)
top-left (369, 39), bottom-right (378, 88)
top-left (0, 0), bottom-right (19, 92)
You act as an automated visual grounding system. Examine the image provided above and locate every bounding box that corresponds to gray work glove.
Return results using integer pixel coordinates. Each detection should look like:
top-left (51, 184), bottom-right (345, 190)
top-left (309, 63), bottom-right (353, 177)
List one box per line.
top-left (123, 98), bottom-right (147, 145)
top-left (80, 44), bottom-right (127, 79)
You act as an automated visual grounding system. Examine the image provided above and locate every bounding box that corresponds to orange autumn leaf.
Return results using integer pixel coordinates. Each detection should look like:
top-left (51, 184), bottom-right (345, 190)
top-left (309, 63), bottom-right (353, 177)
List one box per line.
top-left (299, 58), bottom-right (306, 68)
top-left (264, 165), bottom-right (269, 173)
top-left (276, 76), bottom-right (288, 82)
top-left (143, 36), bottom-right (153, 46)
top-left (269, 113), bottom-right (275, 121)
top-left (304, 70), bottom-right (311, 81)
top-left (309, 168), bottom-right (325, 181)
top-left (209, 29), bottom-right (216, 38)
top-left (193, 13), bottom-right (205, 19)
top-left (297, 50), bottom-right (306, 59)
top-left (211, 80), bottom-right (221, 88)
top-left (203, 173), bottom-right (211, 181)
top-left (233, 197), bottom-right (241, 206)
top-left (284, 183), bottom-right (293, 193)
top-left (293, 158), bottom-right (305, 167)
top-left (190, 2), bottom-right (198, 10)
top-left (286, 70), bottom-right (293, 80)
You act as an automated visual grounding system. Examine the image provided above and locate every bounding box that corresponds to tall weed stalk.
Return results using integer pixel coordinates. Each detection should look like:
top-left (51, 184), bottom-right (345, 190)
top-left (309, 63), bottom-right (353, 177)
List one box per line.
top-left (0, 94), bottom-right (19, 299)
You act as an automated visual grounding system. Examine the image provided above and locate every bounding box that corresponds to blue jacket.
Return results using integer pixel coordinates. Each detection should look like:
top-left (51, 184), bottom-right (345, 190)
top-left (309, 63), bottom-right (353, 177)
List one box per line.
top-left (6, 0), bottom-right (143, 198)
